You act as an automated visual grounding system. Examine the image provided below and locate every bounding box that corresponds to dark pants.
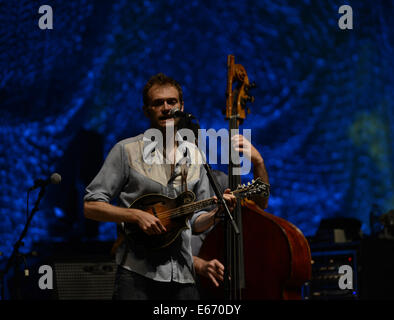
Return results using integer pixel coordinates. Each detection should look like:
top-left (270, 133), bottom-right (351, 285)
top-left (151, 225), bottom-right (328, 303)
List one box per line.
top-left (112, 266), bottom-right (200, 300)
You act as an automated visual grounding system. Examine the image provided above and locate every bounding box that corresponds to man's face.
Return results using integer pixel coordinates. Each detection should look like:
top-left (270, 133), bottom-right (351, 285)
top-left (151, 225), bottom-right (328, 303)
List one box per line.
top-left (144, 84), bottom-right (184, 130)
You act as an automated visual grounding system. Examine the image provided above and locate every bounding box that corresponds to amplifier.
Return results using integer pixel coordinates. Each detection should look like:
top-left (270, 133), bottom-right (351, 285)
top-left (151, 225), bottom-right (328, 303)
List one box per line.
top-left (54, 259), bottom-right (117, 300)
top-left (303, 248), bottom-right (358, 300)
top-left (54, 261), bottom-right (116, 300)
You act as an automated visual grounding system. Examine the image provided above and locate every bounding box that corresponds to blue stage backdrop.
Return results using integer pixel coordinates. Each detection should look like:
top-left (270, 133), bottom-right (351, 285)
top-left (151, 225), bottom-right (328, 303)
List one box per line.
top-left (0, 0), bottom-right (393, 258)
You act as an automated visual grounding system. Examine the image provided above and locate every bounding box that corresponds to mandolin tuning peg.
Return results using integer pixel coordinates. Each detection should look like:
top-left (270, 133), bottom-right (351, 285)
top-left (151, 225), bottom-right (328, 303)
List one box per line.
top-left (252, 179), bottom-right (255, 183)
top-left (247, 182), bottom-right (251, 186)
top-left (249, 81), bottom-right (256, 89)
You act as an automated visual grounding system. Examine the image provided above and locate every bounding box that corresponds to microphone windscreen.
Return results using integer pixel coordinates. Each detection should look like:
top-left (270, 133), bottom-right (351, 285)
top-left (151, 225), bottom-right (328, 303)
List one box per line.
top-left (169, 108), bottom-right (181, 116)
top-left (50, 173), bottom-right (62, 185)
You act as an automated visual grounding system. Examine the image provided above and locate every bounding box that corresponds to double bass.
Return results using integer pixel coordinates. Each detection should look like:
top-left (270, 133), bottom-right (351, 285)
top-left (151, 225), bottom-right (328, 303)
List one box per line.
top-left (198, 55), bottom-right (312, 300)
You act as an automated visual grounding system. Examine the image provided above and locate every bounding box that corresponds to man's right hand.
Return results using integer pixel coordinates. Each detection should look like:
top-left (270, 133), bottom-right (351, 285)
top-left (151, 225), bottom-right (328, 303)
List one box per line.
top-left (134, 210), bottom-right (167, 235)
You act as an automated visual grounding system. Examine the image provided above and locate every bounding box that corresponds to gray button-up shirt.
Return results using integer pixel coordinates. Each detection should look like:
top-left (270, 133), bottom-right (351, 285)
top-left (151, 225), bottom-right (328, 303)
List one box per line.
top-left (84, 133), bottom-right (211, 283)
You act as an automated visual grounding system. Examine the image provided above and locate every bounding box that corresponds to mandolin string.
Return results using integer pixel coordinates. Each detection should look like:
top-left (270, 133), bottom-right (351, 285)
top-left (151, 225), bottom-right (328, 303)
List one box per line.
top-left (157, 194), bottom-right (223, 219)
top-left (155, 183), bottom-right (268, 223)
top-left (154, 185), bottom-right (268, 222)
top-left (156, 198), bottom-right (217, 221)
top-left (155, 188), bottom-right (249, 221)
top-left (156, 190), bottom-right (244, 220)
top-left (156, 196), bottom-right (225, 221)
top-left (154, 199), bottom-right (207, 221)
top-left (170, 198), bottom-right (217, 218)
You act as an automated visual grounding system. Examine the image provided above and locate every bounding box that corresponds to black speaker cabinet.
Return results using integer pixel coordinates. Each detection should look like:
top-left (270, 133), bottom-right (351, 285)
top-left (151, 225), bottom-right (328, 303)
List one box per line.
top-left (7, 241), bottom-right (117, 300)
top-left (53, 258), bottom-right (116, 300)
top-left (358, 238), bottom-right (394, 299)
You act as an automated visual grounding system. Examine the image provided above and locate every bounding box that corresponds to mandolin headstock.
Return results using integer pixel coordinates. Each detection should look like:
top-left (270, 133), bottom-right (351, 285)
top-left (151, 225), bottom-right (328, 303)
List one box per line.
top-left (235, 177), bottom-right (270, 199)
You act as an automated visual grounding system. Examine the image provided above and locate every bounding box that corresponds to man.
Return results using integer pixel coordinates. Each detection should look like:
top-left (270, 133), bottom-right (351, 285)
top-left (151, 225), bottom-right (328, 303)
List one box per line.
top-left (84, 73), bottom-right (236, 300)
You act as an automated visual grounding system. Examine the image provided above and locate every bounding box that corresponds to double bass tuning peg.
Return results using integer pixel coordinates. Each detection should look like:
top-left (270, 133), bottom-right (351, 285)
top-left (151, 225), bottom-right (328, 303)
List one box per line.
top-left (247, 96), bottom-right (255, 103)
top-left (245, 82), bottom-right (256, 92)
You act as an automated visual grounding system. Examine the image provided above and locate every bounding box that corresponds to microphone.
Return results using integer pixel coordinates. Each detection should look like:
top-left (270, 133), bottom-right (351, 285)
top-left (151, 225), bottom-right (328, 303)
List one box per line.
top-left (28, 173), bottom-right (62, 191)
top-left (169, 109), bottom-right (196, 119)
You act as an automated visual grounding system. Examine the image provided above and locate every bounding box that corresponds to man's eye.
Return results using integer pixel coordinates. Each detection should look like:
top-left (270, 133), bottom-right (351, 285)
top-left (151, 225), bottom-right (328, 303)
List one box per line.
top-left (150, 98), bottom-right (178, 107)
top-left (151, 99), bottom-right (164, 107)
top-left (167, 99), bottom-right (178, 105)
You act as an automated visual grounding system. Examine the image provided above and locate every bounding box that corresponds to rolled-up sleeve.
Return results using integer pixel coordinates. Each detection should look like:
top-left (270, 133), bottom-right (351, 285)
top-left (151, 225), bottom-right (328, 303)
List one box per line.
top-left (84, 142), bottom-right (128, 203)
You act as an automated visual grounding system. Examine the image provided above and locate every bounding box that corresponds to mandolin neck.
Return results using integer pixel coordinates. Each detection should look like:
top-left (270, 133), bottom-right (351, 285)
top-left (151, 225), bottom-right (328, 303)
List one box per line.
top-left (180, 197), bottom-right (217, 216)
top-left (170, 190), bottom-right (244, 219)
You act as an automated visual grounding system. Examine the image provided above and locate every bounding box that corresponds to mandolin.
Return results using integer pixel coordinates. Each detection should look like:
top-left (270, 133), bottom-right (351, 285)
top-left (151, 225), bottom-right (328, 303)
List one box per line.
top-left (123, 178), bottom-right (269, 250)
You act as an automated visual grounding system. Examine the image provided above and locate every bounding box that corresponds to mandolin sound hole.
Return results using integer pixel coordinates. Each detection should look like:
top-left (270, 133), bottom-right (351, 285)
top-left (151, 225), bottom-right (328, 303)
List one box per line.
top-left (181, 193), bottom-right (194, 205)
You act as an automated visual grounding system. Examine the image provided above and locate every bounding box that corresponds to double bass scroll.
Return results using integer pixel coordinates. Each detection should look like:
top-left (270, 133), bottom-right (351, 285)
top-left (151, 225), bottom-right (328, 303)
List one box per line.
top-left (225, 54), bottom-right (256, 127)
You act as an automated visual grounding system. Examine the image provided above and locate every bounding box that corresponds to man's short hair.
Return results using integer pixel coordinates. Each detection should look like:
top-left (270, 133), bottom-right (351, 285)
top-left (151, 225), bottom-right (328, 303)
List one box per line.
top-left (142, 73), bottom-right (183, 107)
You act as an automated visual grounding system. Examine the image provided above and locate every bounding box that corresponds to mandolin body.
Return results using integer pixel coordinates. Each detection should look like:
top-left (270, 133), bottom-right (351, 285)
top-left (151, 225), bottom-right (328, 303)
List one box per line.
top-left (123, 191), bottom-right (196, 250)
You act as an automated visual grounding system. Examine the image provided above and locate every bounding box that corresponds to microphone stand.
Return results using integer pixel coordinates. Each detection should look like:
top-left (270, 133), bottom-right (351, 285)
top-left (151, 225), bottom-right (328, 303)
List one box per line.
top-left (0, 185), bottom-right (47, 300)
top-left (202, 160), bottom-right (240, 300)
top-left (178, 116), bottom-right (240, 300)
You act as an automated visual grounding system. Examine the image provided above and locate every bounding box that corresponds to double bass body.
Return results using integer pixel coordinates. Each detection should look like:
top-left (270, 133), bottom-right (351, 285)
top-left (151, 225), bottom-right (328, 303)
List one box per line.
top-left (199, 199), bottom-right (312, 300)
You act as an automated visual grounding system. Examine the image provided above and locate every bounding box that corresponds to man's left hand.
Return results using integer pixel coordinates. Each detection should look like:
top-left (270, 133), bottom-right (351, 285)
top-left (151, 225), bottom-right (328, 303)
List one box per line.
top-left (194, 257), bottom-right (224, 287)
top-left (213, 188), bottom-right (237, 214)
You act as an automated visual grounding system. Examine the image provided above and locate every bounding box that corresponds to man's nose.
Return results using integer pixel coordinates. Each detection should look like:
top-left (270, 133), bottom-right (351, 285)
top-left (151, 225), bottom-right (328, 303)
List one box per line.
top-left (162, 101), bottom-right (172, 112)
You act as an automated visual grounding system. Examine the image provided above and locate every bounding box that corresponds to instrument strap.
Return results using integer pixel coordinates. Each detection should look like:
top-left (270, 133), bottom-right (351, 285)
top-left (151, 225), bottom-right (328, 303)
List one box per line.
top-left (181, 163), bottom-right (188, 192)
